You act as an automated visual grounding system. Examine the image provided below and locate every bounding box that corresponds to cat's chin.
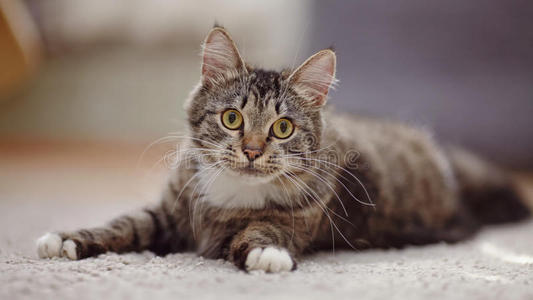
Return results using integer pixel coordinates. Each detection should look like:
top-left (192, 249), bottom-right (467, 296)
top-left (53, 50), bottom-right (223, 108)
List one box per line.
top-left (224, 167), bottom-right (277, 185)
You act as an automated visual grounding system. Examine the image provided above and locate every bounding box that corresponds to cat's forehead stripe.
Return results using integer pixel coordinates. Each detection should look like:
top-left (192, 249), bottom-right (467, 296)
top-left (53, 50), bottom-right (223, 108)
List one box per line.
top-left (240, 94), bottom-right (248, 109)
top-left (249, 69), bottom-right (283, 100)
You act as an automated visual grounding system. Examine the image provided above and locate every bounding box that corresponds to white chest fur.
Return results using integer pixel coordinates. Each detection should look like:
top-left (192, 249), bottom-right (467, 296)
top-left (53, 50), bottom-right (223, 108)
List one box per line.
top-left (197, 169), bottom-right (286, 209)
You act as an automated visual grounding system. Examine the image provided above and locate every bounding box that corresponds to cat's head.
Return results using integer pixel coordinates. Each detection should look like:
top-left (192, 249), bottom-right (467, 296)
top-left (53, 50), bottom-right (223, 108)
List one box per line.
top-left (185, 26), bottom-right (336, 184)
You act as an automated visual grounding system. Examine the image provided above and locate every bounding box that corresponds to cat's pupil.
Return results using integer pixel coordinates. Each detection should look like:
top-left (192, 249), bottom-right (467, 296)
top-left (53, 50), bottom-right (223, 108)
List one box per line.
top-left (228, 112), bottom-right (236, 123)
top-left (280, 121), bottom-right (287, 133)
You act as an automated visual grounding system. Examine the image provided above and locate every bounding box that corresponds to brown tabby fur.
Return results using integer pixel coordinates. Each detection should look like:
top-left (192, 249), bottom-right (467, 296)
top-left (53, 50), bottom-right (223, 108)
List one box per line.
top-left (44, 26), bottom-right (530, 271)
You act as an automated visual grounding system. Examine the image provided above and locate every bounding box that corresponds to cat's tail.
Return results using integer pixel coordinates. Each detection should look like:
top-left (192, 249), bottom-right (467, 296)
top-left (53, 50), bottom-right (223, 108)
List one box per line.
top-left (447, 147), bottom-right (530, 225)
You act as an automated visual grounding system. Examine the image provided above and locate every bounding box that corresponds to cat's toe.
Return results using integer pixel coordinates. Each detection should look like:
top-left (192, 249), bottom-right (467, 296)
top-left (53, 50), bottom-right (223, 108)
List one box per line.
top-left (61, 239), bottom-right (78, 260)
top-left (36, 233), bottom-right (63, 258)
top-left (245, 247), bottom-right (294, 273)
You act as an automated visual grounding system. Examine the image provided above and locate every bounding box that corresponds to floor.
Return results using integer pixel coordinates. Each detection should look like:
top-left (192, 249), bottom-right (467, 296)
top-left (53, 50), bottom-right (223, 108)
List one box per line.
top-left (1, 140), bottom-right (532, 300)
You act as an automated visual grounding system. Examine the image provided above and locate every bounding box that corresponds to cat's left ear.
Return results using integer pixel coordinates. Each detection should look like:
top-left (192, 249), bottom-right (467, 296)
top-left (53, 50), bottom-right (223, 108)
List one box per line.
top-left (288, 49), bottom-right (337, 107)
top-left (201, 27), bottom-right (246, 84)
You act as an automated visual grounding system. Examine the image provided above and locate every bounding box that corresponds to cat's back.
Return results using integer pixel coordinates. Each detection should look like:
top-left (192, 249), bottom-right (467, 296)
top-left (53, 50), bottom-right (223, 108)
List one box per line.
top-left (324, 112), bottom-right (460, 229)
top-left (326, 112), bottom-right (436, 155)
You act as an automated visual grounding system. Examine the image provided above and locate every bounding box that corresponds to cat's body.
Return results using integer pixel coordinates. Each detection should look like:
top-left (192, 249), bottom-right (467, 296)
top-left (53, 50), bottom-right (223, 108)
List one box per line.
top-left (37, 27), bottom-right (530, 272)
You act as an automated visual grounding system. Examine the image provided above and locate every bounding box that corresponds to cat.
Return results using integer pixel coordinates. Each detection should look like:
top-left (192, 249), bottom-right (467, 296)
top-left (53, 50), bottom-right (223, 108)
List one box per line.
top-left (37, 26), bottom-right (530, 273)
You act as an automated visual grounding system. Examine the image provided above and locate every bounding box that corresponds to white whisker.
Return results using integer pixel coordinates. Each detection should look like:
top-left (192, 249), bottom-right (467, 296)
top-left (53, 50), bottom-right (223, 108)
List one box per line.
top-left (283, 169), bottom-right (357, 251)
top-left (286, 163), bottom-right (349, 216)
top-left (284, 156), bottom-right (374, 207)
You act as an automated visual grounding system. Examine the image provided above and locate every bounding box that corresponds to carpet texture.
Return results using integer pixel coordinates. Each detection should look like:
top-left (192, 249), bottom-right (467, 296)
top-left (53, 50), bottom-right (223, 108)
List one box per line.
top-left (2, 210), bottom-right (533, 300)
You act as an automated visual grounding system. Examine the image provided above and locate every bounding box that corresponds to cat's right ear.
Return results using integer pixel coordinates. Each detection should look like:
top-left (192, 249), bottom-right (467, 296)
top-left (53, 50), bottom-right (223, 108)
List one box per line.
top-left (201, 27), bottom-right (246, 84)
top-left (288, 49), bottom-right (337, 107)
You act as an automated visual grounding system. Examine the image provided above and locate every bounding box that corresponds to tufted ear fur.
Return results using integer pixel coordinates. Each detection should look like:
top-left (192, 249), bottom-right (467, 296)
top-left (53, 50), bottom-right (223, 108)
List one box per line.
top-left (288, 49), bottom-right (337, 107)
top-left (201, 27), bottom-right (246, 84)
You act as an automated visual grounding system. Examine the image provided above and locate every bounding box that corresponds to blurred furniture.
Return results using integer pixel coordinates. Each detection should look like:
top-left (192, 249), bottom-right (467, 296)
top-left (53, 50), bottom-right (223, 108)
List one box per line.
top-left (0, 0), bottom-right (40, 98)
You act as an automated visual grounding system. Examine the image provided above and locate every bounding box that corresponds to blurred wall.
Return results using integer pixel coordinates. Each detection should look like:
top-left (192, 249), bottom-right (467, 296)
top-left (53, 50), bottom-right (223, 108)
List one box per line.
top-left (310, 0), bottom-right (533, 168)
top-left (0, 0), bottom-right (311, 141)
top-left (0, 0), bottom-right (531, 169)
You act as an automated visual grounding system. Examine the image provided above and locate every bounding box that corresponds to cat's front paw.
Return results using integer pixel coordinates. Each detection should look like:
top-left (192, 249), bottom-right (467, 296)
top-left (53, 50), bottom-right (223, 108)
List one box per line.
top-left (245, 247), bottom-right (295, 273)
top-left (36, 233), bottom-right (78, 260)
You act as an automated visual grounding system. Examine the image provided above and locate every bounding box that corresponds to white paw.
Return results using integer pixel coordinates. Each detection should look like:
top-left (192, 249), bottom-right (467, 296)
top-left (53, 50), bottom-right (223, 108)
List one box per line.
top-left (245, 247), bottom-right (294, 273)
top-left (37, 233), bottom-right (62, 258)
top-left (61, 239), bottom-right (78, 260)
top-left (36, 233), bottom-right (78, 260)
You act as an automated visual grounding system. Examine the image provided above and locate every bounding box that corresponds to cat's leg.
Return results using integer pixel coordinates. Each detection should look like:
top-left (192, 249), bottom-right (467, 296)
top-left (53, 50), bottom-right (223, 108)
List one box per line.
top-left (37, 204), bottom-right (186, 260)
top-left (228, 221), bottom-right (310, 273)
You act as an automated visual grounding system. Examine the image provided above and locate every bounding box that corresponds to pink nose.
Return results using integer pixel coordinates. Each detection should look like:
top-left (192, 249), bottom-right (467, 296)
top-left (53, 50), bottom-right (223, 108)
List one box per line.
top-left (242, 134), bottom-right (266, 162)
top-left (243, 148), bottom-right (263, 161)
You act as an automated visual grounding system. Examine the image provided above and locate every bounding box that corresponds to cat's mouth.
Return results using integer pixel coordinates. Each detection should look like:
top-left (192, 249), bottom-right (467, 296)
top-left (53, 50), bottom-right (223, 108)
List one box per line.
top-left (225, 165), bottom-right (279, 185)
top-left (238, 165), bottom-right (265, 176)
top-left (223, 161), bottom-right (279, 179)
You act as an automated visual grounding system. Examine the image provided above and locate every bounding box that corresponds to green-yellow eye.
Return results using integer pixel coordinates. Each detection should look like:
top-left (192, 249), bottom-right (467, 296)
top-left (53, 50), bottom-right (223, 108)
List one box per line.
top-left (221, 109), bottom-right (243, 130)
top-left (271, 118), bottom-right (294, 139)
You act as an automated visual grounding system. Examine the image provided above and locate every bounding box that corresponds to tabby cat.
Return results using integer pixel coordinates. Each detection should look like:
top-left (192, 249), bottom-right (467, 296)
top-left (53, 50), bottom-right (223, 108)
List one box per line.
top-left (37, 26), bottom-right (530, 273)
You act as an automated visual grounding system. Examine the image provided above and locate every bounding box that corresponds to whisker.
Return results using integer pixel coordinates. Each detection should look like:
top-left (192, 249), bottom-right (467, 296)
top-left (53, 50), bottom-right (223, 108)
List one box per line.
top-left (286, 159), bottom-right (374, 208)
top-left (171, 160), bottom-right (225, 214)
top-left (284, 170), bottom-right (356, 227)
top-left (286, 163), bottom-right (349, 217)
top-left (137, 135), bottom-right (186, 169)
top-left (190, 166), bottom-right (226, 238)
top-left (276, 176), bottom-right (296, 242)
top-left (281, 171), bottom-right (338, 252)
top-left (137, 133), bottom-right (230, 174)
top-left (284, 156), bottom-right (374, 207)
top-left (283, 139), bottom-right (341, 157)
top-left (284, 170), bottom-right (357, 251)
top-left (168, 149), bottom-right (226, 171)
top-left (165, 133), bottom-right (228, 149)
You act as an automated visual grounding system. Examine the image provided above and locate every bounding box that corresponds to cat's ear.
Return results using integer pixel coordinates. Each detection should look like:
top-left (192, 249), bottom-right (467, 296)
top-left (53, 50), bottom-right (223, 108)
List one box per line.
top-left (288, 49), bottom-right (337, 107)
top-left (201, 27), bottom-right (246, 84)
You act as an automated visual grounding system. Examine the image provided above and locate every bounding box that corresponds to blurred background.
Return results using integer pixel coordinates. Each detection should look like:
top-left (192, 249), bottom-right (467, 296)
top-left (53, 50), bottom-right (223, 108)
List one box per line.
top-left (0, 0), bottom-right (532, 206)
top-left (0, 0), bottom-right (532, 265)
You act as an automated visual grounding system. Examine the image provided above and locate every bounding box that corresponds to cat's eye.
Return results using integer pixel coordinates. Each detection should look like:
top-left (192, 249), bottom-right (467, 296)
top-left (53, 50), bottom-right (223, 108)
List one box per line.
top-left (271, 118), bottom-right (294, 139)
top-left (221, 109), bottom-right (243, 130)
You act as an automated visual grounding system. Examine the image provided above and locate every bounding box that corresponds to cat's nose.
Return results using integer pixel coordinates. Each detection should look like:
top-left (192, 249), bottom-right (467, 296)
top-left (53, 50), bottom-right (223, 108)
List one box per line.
top-left (243, 148), bottom-right (263, 161)
top-left (242, 135), bottom-right (265, 161)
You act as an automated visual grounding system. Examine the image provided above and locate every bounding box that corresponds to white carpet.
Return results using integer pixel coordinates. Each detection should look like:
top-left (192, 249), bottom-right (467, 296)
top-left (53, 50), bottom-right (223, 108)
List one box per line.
top-left (1, 199), bottom-right (532, 300)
